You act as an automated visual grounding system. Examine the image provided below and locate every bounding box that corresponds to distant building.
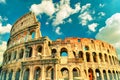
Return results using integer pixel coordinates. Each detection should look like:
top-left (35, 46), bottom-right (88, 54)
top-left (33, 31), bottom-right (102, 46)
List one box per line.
top-left (0, 12), bottom-right (120, 80)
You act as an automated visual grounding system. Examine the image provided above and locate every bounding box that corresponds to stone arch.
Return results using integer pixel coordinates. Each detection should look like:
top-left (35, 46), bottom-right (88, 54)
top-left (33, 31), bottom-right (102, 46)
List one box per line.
top-left (3, 70), bottom-right (7, 80)
top-left (15, 69), bottom-right (20, 80)
top-left (46, 66), bottom-right (54, 80)
top-left (30, 30), bottom-right (36, 39)
top-left (78, 51), bottom-right (83, 60)
top-left (51, 49), bottom-right (57, 58)
top-left (73, 51), bottom-right (77, 58)
top-left (23, 68), bottom-right (30, 80)
top-left (8, 69), bottom-right (13, 80)
top-left (96, 69), bottom-right (101, 80)
top-left (34, 67), bottom-right (41, 80)
top-left (84, 45), bottom-right (89, 50)
top-left (116, 71), bottom-right (119, 80)
top-left (86, 52), bottom-right (90, 62)
top-left (88, 68), bottom-right (93, 80)
top-left (60, 48), bottom-right (68, 57)
top-left (104, 54), bottom-right (108, 62)
top-left (19, 49), bottom-right (24, 59)
top-left (113, 70), bottom-right (117, 80)
top-left (99, 53), bottom-right (103, 62)
top-left (37, 45), bottom-right (43, 57)
top-left (103, 70), bottom-right (107, 80)
top-left (92, 52), bottom-right (97, 62)
top-left (72, 67), bottom-right (80, 78)
top-left (108, 70), bottom-right (112, 80)
top-left (13, 51), bottom-right (17, 60)
top-left (26, 47), bottom-right (32, 57)
top-left (61, 67), bottom-right (69, 79)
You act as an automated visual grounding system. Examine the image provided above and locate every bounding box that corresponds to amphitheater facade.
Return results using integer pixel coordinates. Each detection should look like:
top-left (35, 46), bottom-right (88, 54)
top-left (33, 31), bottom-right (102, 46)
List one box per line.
top-left (0, 12), bottom-right (120, 80)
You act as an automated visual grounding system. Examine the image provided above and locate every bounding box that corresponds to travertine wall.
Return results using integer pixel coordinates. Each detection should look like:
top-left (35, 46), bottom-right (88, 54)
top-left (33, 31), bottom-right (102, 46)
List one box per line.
top-left (0, 12), bottom-right (120, 80)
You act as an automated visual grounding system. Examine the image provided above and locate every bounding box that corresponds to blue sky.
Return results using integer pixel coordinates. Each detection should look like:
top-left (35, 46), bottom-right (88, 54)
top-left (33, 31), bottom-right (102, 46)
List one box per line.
top-left (0, 0), bottom-right (120, 64)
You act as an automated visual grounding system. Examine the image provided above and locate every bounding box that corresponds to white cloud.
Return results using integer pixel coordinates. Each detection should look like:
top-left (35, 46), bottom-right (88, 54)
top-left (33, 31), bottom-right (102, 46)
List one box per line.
top-left (98, 12), bottom-right (106, 17)
top-left (0, 0), bottom-right (5, 4)
top-left (52, 0), bottom-right (81, 26)
top-left (79, 12), bottom-right (93, 26)
top-left (99, 3), bottom-right (105, 8)
top-left (30, 0), bottom-right (55, 16)
top-left (67, 18), bottom-right (72, 23)
top-left (0, 41), bottom-right (7, 65)
top-left (55, 27), bottom-right (62, 35)
top-left (81, 3), bottom-right (91, 13)
top-left (88, 23), bottom-right (98, 32)
top-left (0, 23), bottom-right (12, 34)
top-left (96, 13), bottom-right (120, 59)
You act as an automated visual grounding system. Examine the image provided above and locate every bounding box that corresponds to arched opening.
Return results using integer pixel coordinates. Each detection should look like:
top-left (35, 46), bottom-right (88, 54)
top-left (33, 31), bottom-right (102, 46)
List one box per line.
top-left (84, 46), bottom-right (89, 50)
top-left (86, 52), bottom-right (90, 62)
top-left (26, 47), bottom-right (32, 57)
top-left (73, 51), bottom-right (77, 58)
top-left (3, 70), bottom-right (7, 80)
top-left (51, 49), bottom-right (57, 58)
top-left (61, 68), bottom-right (69, 79)
top-left (37, 45), bottom-right (42, 57)
top-left (78, 51), bottom-right (83, 60)
top-left (31, 31), bottom-right (35, 39)
top-left (99, 53), bottom-right (103, 62)
top-left (60, 48), bottom-right (68, 57)
top-left (8, 70), bottom-right (13, 80)
top-left (116, 71), bottom-right (119, 80)
top-left (93, 52), bottom-right (97, 62)
top-left (23, 68), bottom-right (30, 80)
top-left (34, 67), bottom-right (41, 80)
top-left (108, 70), bottom-right (112, 80)
top-left (96, 69), bottom-right (101, 80)
top-left (46, 66), bottom-right (54, 80)
top-left (104, 54), bottom-right (108, 62)
top-left (103, 70), bottom-right (107, 80)
top-left (73, 68), bottom-right (79, 79)
top-left (15, 69), bottom-right (20, 80)
top-left (19, 49), bottom-right (24, 59)
top-left (109, 56), bottom-right (112, 65)
top-left (88, 68), bottom-right (93, 80)
top-left (8, 54), bottom-right (11, 61)
top-left (13, 51), bottom-right (17, 60)
top-left (113, 71), bottom-right (117, 80)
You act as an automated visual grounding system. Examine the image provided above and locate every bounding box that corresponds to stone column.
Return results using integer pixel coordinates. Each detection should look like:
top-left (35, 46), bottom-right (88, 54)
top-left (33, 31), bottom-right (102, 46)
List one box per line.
top-left (54, 64), bottom-right (58, 80)
top-left (93, 69), bottom-right (96, 80)
top-left (29, 66), bottom-right (34, 80)
top-left (69, 69), bottom-right (73, 80)
top-left (96, 54), bottom-right (100, 64)
top-left (90, 52), bottom-right (93, 62)
top-left (100, 69), bottom-right (104, 80)
top-left (32, 45), bottom-right (36, 57)
top-left (12, 70), bottom-right (16, 80)
top-left (41, 65), bottom-right (45, 80)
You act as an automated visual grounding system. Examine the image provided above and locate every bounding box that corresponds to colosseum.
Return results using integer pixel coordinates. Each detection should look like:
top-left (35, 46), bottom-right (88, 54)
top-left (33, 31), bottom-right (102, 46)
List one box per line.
top-left (0, 12), bottom-right (120, 80)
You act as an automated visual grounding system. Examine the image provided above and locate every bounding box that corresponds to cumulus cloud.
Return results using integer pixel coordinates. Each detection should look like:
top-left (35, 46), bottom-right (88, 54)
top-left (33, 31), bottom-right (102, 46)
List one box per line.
top-left (30, 0), bottom-right (55, 16)
top-left (81, 3), bottom-right (91, 13)
top-left (0, 41), bottom-right (7, 65)
top-left (88, 23), bottom-right (98, 32)
top-left (55, 27), bottom-right (62, 35)
top-left (79, 12), bottom-right (93, 26)
top-left (96, 13), bottom-right (120, 59)
top-left (98, 12), bottom-right (106, 17)
top-left (0, 23), bottom-right (12, 34)
top-left (0, 0), bottom-right (5, 4)
top-left (52, 0), bottom-right (81, 26)
top-left (99, 3), bottom-right (105, 8)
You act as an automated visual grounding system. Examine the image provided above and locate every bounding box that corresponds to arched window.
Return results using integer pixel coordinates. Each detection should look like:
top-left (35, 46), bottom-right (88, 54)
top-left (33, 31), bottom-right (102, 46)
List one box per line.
top-left (96, 69), bottom-right (101, 80)
top-left (60, 48), bottom-right (68, 57)
top-left (3, 70), bottom-right (7, 80)
top-left (93, 52), bottom-right (97, 62)
top-left (73, 68), bottom-right (79, 78)
top-left (113, 71), bottom-right (117, 80)
top-left (13, 51), bottom-right (17, 60)
top-left (103, 70), bottom-right (107, 80)
top-left (19, 49), bottom-right (24, 59)
top-left (15, 69), bottom-right (20, 80)
top-left (46, 66), bottom-right (54, 80)
top-left (26, 47), bottom-right (32, 57)
top-left (104, 54), bottom-right (108, 62)
top-left (37, 46), bottom-right (42, 53)
top-left (86, 52), bottom-right (90, 62)
top-left (108, 70), bottom-right (112, 80)
top-left (23, 68), bottom-right (30, 80)
top-left (78, 51), bottom-right (83, 59)
top-left (51, 49), bottom-right (57, 58)
top-left (99, 53), bottom-right (103, 62)
top-left (8, 54), bottom-right (11, 61)
top-left (31, 31), bottom-right (35, 39)
top-left (84, 46), bottom-right (89, 50)
top-left (88, 68), bottom-right (93, 80)
top-left (61, 68), bottom-right (69, 79)
top-left (8, 70), bottom-right (13, 80)
top-left (34, 67), bottom-right (41, 80)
